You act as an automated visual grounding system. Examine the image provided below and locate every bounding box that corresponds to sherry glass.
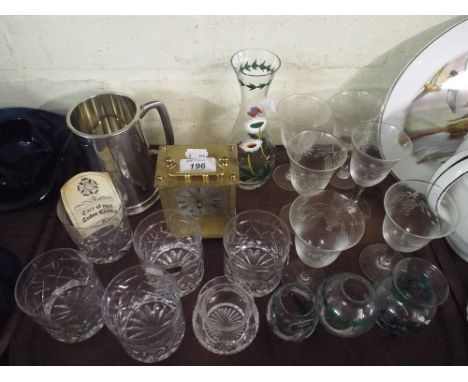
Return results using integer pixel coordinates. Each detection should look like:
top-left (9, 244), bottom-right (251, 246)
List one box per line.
top-left (349, 121), bottom-right (413, 221)
top-left (328, 90), bottom-right (382, 190)
top-left (360, 179), bottom-right (459, 282)
top-left (273, 94), bottom-right (333, 191)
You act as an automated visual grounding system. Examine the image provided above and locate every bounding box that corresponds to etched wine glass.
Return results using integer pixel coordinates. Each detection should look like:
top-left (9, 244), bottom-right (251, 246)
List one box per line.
top-left (349, 121), bottom-right (413, 221)
top-left (273, 94), bottom-right (333, 191)
top-left (278, 129), bottom-right (348, 230)
top-left (279, 130), bottom-right (348, 289)
top-left (283, 190), bottom-right (365, 291)
top-left (360, 179), bottom-right (459, 282)
top-left (328, 90), bottom-right (382, 190)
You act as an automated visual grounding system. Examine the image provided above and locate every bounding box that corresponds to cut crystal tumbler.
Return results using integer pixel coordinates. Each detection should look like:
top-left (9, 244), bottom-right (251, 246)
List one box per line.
top-left (223, 210), bottom-right (291, 297)
top-left (102, 265), bottom-right (185, 363)
top-left (15, 248), bottom-right (104, 343)
top-left (192, 276), bottom-right (259, 355)
top-left (133, 209), bottom-right (204, 296)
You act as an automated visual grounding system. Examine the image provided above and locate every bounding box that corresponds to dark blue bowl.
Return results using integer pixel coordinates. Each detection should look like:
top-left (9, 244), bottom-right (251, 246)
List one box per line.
top-left (0, 108), bottom-right (83, 212)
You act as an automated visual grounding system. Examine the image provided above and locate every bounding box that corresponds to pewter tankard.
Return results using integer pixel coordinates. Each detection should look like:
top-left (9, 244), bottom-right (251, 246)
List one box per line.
top-left (66, 93), bottom-right (174, 215)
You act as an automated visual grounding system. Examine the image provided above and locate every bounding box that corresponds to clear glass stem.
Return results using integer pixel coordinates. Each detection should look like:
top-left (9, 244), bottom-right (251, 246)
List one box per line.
top-left (353, 186), bottom-right (366, 203)
top-left (336, 154), bottom-right (351, 180)
top-left (377, 254), bottom-right (395, 268)
top-left (298, 270), bottom-right (312, 283)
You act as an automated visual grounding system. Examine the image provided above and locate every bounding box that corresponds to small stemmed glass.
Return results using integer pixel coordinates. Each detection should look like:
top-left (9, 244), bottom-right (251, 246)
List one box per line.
top-left (348, 121), bottom-right (413, 221)
top-left (360, 179), bottom-right (459, 282)
top-left (273, 94), bottom-right (333, 191)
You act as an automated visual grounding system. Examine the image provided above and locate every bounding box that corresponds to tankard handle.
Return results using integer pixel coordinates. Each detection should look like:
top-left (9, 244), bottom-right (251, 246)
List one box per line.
top-left (139, 101), bottom-right (175, 153)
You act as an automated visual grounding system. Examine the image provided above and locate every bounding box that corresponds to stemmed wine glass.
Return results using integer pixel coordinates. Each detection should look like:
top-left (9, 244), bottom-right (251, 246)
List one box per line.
top-left (283, 190), bottom-right (365, 291)
top-left (359, 179), bottom-right (459, 282)
top-left (348, 121), bottom-right (413, 221)
top-left (328, 90), bottom-right (382, 190)
top-left (278, 129), bottom-right (348, 231)
top-left (273, 94), bottom-right (333, 191)
top-left (276, 129), bottom-right (349, 289)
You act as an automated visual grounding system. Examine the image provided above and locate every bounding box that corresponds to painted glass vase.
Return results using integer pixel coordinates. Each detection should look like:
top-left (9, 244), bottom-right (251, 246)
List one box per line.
top-left (229, 49), bottom-right (280, 190)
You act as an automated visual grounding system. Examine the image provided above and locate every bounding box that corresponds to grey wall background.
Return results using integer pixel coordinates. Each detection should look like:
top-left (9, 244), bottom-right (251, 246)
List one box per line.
top-left (0, 15), bottom-right (462, 143)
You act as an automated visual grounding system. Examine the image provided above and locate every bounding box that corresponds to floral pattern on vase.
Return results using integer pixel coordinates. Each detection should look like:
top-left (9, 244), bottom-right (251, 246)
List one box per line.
top-left (229, 49), bottom-right (281, 189)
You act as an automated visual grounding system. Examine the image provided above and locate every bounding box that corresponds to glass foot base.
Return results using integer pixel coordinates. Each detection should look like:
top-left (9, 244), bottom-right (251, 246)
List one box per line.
top-left (282, 259), bottom-right (326, 292)
top-left (340, 189), bottom-right (371, 222)
top-left (359, 243), bottom-right (403, 283)
top-left (273, 165), bottom-right (295, 191)
top-left (329, 174), bottom-right (356, 190)
top-left (279, 203), bottom-right (293, 233)
top-left (356, 198), bottom-right (371, 223)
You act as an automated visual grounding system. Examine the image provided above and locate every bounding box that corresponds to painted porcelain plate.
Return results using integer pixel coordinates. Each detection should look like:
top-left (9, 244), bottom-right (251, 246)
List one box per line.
top-left (382, 18), bottom-right (468, 181)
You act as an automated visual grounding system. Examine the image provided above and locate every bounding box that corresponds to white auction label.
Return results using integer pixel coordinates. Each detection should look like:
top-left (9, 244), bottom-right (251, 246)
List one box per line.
top-left (180, 157), bottom-right (217, 173)
top-left (185, 148), bottom-right (209, 159)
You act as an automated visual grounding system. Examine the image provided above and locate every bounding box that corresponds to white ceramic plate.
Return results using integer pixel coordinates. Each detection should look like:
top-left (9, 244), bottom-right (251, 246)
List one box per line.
top-left (382, 18), bottom-right (468, 181)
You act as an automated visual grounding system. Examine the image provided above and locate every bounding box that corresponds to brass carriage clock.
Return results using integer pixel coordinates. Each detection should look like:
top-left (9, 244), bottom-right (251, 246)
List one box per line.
top-left (155, 144), bottom-right (239, 238)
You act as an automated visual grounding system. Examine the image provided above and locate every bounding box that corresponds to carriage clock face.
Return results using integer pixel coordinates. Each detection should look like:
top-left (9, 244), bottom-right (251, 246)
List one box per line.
top-left (175, 187), bottom-right (224, 217)
top-left (155, 145), bottom-right (239, 238)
